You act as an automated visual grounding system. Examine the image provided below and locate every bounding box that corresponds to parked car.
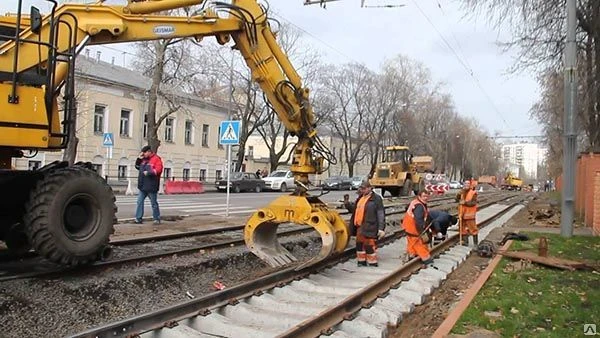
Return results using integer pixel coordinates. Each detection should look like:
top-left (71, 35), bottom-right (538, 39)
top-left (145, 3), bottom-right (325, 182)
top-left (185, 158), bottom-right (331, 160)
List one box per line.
top-left (215, 172), bottom-right (265, 193)
top-left (449, 181), bottom-right (462, 189)
top-left (322, 176), bottom-right (352, 190)
top-left (350, 176), bottom-right (367, 190)
top-left (262, 170), bottom-right (295, 192)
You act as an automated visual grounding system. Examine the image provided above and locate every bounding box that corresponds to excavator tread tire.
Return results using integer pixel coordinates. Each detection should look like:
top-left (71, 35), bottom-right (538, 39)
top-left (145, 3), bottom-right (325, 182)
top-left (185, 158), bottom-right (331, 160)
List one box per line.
top-left (401, 179), bottom-right (412, 196)
top-left (23, 166), bottom-right (116, 266)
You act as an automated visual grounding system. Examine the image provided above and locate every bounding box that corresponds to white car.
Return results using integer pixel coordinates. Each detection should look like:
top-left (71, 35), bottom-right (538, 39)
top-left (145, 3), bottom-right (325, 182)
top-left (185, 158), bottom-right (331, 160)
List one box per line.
top-left (262, 170), bottom-right (295, 192)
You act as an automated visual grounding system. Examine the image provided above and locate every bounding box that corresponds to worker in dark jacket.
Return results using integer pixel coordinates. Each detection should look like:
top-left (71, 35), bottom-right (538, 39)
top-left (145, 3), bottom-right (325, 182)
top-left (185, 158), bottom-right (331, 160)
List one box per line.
top-left (428, 209), bottom-right (458, 243)
top-left (134, 145), bottom-right (164, 225)
top-left (343, 181), bottom-right (386, 267)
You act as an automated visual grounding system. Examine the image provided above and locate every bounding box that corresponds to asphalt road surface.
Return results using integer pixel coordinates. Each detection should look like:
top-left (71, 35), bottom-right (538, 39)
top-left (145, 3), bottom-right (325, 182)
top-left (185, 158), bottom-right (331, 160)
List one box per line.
top-left (116, 189), bottom-right (358, 221)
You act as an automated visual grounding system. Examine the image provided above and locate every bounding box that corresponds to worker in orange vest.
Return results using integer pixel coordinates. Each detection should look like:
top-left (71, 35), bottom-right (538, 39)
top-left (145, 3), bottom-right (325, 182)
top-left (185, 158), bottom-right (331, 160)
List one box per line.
top-left (455, 180), bottom-right (478, 246)
top-left (344, 181), bottom-right (386, 267)
top-left (402, 190), bottom-right (433, 265)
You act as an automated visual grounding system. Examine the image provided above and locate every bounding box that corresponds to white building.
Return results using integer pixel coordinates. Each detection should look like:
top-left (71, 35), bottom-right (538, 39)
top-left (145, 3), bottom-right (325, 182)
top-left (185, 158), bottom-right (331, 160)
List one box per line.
top-left (501, 143), bottom-right (547, 179)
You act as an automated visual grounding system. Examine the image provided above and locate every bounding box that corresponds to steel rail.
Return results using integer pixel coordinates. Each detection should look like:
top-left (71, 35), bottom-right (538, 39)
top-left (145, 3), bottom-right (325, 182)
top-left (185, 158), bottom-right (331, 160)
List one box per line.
top-left (69, 194), bottom-right (523, 338)
top-left (0, 194), bottom-right (495, 281)
top-left (278, 199), bottom-right (523, 337)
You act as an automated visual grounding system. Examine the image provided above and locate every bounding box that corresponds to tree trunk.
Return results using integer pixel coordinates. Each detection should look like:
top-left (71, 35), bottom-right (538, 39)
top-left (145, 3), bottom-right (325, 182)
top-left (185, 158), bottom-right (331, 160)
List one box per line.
top-left (147, 41), bottom-right (166, 153)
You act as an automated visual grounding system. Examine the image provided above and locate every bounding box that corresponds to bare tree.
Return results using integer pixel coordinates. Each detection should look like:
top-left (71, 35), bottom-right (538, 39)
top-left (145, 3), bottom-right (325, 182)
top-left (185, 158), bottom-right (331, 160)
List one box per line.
top-left (459, 0), bottom-right (600, 150)
top-left (321, 63), bottom-right (375, 177)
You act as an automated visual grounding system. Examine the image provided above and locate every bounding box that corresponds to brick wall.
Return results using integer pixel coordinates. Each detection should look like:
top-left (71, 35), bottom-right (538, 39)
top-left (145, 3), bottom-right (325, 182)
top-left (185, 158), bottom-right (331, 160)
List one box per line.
top-left (595, 171), bottom-right (600, 236)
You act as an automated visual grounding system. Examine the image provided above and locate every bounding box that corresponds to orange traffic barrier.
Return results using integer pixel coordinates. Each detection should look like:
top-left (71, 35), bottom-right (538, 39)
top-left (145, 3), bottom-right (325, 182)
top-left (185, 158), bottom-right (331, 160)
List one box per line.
top-left (164, 180), bottom-right (204, 194)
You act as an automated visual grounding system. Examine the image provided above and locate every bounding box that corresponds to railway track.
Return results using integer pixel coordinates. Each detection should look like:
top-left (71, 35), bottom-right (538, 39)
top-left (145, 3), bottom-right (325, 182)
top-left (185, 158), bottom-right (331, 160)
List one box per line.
top-left (70, 194), bottom-right (528, 338)
top-left (0, 192), bottom-right (517, 282)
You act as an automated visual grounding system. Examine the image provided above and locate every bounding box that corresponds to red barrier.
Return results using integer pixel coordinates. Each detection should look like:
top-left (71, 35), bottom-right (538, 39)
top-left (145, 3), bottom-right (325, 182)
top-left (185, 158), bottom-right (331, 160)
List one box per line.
top-left (164, 180), bottom-right (204, 194)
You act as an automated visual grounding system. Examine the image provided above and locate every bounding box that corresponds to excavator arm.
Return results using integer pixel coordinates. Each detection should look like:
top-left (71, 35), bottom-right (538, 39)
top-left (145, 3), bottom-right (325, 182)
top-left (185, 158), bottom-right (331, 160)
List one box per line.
top-left (0, 0), bottom-right (348, 268)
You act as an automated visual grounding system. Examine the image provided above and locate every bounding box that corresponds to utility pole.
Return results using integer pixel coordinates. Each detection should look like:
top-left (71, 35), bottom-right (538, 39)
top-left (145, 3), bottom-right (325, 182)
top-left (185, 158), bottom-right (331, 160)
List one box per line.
top-left (561, 0), bottom-right (577, 237)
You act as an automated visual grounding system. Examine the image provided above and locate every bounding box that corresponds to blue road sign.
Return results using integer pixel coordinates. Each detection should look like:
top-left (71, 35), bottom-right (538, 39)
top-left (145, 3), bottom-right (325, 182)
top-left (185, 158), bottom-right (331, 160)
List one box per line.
top-left (103, 132), bottom-right (114, 147)
top-left (219, 120), bottom-right (241, 145)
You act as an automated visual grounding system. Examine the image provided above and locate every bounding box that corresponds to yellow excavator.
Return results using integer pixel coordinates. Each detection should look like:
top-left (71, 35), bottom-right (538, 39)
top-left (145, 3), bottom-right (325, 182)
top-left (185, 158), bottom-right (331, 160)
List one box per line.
top-left (1, 0), bottom-right (348, 268)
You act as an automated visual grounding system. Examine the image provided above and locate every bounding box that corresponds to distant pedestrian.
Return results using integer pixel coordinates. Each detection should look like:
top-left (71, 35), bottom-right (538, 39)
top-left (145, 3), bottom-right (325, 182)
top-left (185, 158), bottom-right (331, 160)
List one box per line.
top-left (255, 169), bottom-right (262, 178)
top-left (261, 167), bottom-right (268, 178)
top-left (344, 181), bottom-right (386, 267)
top-left (134, 145), bottom-right (163, 225)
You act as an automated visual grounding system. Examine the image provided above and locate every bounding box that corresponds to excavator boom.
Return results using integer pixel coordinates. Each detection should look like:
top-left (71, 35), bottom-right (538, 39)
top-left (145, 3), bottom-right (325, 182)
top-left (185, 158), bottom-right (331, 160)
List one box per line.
top-left (0, 0), bottom-right (347, 268)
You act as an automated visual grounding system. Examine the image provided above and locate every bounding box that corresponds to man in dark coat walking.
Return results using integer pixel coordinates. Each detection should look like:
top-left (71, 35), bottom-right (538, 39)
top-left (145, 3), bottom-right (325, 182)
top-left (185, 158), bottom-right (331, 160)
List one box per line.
top-left (134, 145), bottom-right (163, 224)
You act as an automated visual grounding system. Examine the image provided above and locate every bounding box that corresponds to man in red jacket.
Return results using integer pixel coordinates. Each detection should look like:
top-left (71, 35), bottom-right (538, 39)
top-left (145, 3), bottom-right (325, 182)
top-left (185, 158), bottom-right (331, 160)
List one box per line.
top-left (134, 145), bottom-right (164, 224)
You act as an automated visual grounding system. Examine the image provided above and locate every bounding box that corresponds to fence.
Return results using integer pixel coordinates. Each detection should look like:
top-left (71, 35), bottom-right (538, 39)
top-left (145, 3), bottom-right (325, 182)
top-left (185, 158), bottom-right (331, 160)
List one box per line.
top-left (557, 152), bottom-right (600, 235)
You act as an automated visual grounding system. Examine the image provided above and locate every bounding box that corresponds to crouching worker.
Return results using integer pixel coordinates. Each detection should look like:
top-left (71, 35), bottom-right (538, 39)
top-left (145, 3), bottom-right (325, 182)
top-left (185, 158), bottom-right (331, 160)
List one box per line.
top-left (428, 209), bottom-right (458, 244)
top-left (343, 181), bottom-right (386, 267)
top-left (402, 190), bottom-right (434, 265)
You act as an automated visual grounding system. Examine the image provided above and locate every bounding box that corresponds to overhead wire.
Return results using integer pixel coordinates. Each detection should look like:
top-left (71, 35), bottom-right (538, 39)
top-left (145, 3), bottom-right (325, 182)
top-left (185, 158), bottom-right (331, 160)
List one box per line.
top-left (410, 0), bottom-right (513, 132)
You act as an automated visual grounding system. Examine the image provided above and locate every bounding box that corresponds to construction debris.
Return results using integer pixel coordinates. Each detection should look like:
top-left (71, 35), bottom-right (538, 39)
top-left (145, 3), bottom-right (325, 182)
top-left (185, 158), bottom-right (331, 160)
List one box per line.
top-left (499, 251), bottom-right (593, 271)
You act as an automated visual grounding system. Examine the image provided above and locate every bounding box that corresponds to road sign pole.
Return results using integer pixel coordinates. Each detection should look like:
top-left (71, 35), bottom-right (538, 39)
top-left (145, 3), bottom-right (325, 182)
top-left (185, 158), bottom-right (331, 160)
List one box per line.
top-left (226, 144), bottom-right (231, 217)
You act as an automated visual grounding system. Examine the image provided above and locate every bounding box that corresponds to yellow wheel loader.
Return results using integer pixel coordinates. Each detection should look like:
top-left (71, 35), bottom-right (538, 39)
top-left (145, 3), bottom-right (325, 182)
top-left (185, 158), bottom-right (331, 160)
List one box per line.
top-left (369, 145), bottom-right (432, 197)
top-left (0, 0), bottom-right (348, 268)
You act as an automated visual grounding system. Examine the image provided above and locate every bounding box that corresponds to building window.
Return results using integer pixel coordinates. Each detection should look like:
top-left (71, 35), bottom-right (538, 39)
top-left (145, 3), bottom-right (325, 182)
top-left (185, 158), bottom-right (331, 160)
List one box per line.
top-left (215, 169), bottom-right (222, 180)
top-left (202, 124), bottom-right (209, 147)
top-left (28, 160), bottom-right (41, 171)
top-left (217, 126), bottom-right (224, 149)
top-left (184, 120), bottom-right (193, 145)
top-left (118, 165), bottom-right (127, 180)
top-left (92, 164), bottom-right (102, 175)
top-left (163, 167), bottom-right (172, 180)
top-left (183, 168), bottom-right (190, 181)
top-left (248, 146), bottom-right (254, 158)
top-left (120, 109), bottom-right (131, 137)
top-left (164, 118), bottom-right (174, 142)
top-left (93, 105), bottom-right (105, 134)
top-left (199, 169), bottom-right (206, 181)
top-left (143, 114), bottom-right (148, 139)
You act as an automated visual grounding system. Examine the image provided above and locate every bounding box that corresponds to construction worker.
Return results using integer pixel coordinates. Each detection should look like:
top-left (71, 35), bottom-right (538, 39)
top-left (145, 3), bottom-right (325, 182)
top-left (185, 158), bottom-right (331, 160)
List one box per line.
top-left (428, 209), bottom-right (458, 243)
top-left (402, 190), bottom-right (433, 265)
top-left (343, 181), bottom-right (386, 267)
top-left (455, 180), bottom-right (478, 246)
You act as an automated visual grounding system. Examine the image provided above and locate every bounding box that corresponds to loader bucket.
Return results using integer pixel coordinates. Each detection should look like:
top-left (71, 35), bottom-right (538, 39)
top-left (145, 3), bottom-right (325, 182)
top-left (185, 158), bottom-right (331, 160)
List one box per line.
top-left (244, 195), bottom-right (350, 269)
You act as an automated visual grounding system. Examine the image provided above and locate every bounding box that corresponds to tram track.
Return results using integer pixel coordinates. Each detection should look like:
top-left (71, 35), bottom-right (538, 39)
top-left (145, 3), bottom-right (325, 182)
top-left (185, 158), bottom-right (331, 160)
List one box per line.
top-left (69, 194), bottom-right (527, 338)
top-left (0, 192), bottom-right (516, 282)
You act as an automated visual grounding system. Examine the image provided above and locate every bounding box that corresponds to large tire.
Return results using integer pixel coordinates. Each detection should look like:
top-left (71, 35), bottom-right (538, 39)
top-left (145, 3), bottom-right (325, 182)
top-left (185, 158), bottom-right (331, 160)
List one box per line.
top-left (280, 183), bottom-right (287, 193)
top-left (23, 167), bottom-right (116, 266)
top-left (414, 180), bottom-right (425, 196)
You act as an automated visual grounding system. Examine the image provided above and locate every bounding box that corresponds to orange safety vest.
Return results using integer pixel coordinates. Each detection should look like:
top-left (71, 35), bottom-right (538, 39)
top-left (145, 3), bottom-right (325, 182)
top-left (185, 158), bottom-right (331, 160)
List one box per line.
top-left (353, 194), bottom-right (370, 226)
top-left (461, 189), bottom-right (477, 220)
top-left (402, 198), bottom-right (429, 236)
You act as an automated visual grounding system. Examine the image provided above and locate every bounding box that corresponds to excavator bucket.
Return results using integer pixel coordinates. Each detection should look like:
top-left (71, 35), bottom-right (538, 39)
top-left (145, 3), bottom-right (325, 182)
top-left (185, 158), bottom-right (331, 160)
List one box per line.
top-left (244, 195), bottom-right (350, 269)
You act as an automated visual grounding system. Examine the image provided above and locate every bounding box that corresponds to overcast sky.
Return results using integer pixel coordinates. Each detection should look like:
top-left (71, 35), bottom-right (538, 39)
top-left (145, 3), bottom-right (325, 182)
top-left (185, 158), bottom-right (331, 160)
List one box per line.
top-left (2, 0), bottom-right (542, 137)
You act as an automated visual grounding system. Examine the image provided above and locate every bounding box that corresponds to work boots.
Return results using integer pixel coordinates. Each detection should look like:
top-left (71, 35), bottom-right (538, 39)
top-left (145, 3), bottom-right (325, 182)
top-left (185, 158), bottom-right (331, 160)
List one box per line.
top-left (461, 236), bottom-right (470, 246)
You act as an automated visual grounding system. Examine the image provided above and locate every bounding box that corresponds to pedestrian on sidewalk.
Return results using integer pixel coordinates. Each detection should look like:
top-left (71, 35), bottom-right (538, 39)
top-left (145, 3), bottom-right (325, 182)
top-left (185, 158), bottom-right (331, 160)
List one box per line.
top-left (134, 145), bottom-right (163, 225)
top-left (402, 190), bottom-right (433, 265)
top-left (343, 181), bottom-right (386, 267)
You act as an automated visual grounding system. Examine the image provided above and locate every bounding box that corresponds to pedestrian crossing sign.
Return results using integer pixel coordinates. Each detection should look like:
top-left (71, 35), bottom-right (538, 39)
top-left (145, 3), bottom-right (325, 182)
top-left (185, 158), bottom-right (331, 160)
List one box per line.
top-left (219, 120), bottom-right (241, 145)
top-left (103, 132), bottom-right (114, 147)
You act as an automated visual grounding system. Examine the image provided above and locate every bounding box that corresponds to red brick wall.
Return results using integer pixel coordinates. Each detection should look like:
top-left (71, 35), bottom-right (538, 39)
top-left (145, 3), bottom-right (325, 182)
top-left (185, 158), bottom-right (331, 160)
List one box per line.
top-left (594, 171), bottom-right (600, 236)
top-left (582, 154), bottom-right (600, 228)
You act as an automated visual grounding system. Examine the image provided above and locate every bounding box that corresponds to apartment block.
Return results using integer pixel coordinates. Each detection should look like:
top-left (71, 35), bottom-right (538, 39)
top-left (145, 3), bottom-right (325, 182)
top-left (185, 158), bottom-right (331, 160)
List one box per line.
top-left (13, 54), bottom-right (229, 191)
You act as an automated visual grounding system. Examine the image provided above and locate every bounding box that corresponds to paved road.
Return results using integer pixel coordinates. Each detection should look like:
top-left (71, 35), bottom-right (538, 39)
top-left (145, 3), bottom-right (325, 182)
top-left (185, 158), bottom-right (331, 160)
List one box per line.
top-left (116, 190), bottom-right (355, 221)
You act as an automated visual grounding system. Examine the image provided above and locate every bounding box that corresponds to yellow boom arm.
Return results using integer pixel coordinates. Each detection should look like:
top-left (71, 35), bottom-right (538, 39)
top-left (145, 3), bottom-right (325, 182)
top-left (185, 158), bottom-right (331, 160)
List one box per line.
top-left (0, 0), bottom-right (348, 268)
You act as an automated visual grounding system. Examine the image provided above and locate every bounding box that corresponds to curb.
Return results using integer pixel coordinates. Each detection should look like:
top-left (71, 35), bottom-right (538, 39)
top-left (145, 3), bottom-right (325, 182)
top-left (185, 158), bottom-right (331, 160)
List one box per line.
top-left (431, 239), bottom-right (514, 337)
